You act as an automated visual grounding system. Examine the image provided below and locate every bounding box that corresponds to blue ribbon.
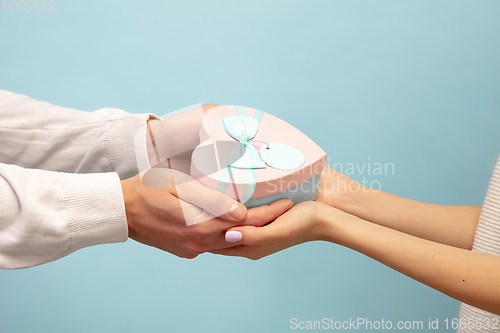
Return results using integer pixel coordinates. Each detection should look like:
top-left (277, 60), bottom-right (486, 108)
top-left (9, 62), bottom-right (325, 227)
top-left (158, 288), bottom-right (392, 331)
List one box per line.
top-left (216, 106), bottom-right (265, 204)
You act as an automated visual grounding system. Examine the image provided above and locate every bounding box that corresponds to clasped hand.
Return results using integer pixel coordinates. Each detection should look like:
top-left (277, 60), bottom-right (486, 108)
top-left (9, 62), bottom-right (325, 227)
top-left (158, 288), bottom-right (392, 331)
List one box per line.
top-left (120, 104), bottom-right (294, 259)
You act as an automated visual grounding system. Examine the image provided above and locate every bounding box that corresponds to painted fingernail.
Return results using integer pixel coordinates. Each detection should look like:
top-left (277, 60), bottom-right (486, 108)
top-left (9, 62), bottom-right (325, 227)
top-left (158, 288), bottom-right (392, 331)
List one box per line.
top-left (229, 203), bottom-right (246, 221)
top-left (225, 231), bottom-right (242, 242)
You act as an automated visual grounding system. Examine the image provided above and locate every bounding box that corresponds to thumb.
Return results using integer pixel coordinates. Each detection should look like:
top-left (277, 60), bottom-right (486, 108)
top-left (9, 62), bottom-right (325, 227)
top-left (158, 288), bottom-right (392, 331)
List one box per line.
top-left (173, 172), bottom-right (247, 221)
top-left (200, 188), bottom-right (248, 221)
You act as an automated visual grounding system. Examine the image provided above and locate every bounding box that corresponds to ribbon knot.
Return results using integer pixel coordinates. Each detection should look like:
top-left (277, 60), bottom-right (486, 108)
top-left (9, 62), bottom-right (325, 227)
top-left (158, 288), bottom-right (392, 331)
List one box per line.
top-left (215, 106), bottom-right (265, 204)
top-left (222, 115), bottom-right (266, 169)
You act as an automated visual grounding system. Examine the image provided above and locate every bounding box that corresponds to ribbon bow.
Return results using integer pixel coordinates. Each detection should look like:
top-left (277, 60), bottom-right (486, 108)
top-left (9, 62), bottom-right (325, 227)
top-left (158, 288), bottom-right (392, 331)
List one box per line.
top-left (216, 105), bottom-right (266, 204)
top-left (222, 115), bottom-right (266, 169)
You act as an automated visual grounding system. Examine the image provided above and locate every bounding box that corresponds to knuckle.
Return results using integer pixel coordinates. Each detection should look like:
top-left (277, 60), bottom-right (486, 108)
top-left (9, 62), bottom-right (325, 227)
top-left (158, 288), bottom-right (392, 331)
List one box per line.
top-left (247, 230), bottom-right (259, 246)
top-left (176, 250), bottom-right (196, 259)
top-left (247, 253), bottom-right (261, 261)
top-left (248, 215), bottom-right (260, 227)
top-left (207, 193), bottom-right (223, 214)
top-left (183, 253), bottom-right (199, 259)
top-left (184, 242), bottom-right (205, 256)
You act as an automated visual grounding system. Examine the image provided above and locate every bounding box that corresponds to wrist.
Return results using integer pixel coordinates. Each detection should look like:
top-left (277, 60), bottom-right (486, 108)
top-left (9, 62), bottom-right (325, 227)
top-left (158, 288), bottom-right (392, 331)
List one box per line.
top-left (318, 165), bottom-right (370, 217)
top-left (309, 202), bottom-right (342, 243)
top-left (120, 176), bottom-right (139, 239)
top-left (336, 182), bottom-right (370, 219)
top-left (146, 119), bottom-right (162, 166)
top-left (316, 205), bottom-right (357, 245)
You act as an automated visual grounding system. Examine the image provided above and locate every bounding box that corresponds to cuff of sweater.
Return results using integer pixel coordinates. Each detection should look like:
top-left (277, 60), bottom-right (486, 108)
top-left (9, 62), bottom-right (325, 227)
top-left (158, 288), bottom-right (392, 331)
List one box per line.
top-left (105, 114), bottom-right (158, 180)
top-left (60, 172), bottom-right (128, 253)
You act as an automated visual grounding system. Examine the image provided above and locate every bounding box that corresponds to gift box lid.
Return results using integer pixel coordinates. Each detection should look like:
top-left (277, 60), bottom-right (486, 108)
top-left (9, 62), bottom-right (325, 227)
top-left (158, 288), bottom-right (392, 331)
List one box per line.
top-left (191, 105), bottom-right (326, 199)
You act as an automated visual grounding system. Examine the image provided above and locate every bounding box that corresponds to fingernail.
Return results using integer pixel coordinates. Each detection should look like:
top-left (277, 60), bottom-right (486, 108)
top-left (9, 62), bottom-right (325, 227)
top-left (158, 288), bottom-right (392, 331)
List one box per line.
top-left (225, 230), bottom-right (242, 242)
top-left (229, 203), bottom-right (246, 221)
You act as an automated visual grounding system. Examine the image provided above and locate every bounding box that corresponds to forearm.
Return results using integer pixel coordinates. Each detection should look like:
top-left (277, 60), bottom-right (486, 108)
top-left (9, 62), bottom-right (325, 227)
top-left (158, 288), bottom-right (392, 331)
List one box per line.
top-left (0, 162), bottom-right (128, 269)
top-left (323, 210), bottom-right (500, 315)
top-left (0, 90), bottom-right (154, 179)
top-left (337, 182), bottom-right (481, 249)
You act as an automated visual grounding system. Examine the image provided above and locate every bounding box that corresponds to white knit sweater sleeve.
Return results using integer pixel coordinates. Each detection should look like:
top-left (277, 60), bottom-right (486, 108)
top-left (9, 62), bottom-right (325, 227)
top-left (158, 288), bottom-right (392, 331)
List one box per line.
top-left (0, 90), bottom-right (155, 269)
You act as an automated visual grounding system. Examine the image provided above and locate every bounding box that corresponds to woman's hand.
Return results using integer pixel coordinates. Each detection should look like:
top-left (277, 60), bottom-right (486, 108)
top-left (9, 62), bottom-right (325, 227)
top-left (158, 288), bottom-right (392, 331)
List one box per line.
top-left (210, 164), bottom-right (356, 260)
top-left (211, 201), bottom-right (337, 260)
top-left (210, 163), bottom-right (500, 316)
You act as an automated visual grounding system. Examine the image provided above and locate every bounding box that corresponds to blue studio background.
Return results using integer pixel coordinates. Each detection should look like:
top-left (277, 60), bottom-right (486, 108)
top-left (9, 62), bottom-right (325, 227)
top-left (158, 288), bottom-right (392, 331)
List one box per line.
top-left (1, 1), bottom-right (500, 332)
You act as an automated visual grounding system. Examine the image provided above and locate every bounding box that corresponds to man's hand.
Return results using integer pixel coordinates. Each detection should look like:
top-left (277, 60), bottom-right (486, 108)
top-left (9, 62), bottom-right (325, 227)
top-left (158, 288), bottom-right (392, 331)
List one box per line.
top-left (134, 103), bottom-right (293, 258)
top-left (121, 169), bottom-right (293, 259)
